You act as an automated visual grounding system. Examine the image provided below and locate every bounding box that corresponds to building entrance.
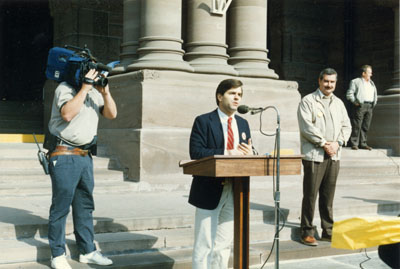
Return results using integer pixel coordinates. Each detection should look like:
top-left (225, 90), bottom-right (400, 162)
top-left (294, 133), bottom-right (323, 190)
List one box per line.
top-left (0, 0), bottom-right (52, 134)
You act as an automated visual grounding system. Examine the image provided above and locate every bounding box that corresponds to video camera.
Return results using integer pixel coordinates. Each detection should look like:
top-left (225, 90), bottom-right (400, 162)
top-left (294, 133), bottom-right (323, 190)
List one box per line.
top-left (64, 45), bottom-right (112, 89)
top-left (46, 45), bottom-right (112, 90)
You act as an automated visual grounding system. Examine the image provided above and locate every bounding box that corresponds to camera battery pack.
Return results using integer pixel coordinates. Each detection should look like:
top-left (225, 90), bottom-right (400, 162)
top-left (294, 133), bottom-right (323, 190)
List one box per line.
top-left (45, 47), bottom-right (75, 82)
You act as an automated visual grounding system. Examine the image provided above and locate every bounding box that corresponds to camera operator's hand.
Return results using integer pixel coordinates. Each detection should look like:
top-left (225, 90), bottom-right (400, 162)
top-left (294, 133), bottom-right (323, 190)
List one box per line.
top-left (93, 76), bottom-right (110, 97)
top-left (82, 69), bottom-right (98, 92)
top-left (61, 69), bottom-right (98, 122)
top-left (94, 74), bottom-right (117, 120)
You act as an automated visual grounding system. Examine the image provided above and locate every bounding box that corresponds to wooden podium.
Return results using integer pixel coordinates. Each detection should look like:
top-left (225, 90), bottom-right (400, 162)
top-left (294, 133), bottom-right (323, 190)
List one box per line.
top-left (179, 155), bottom-right (302, 269)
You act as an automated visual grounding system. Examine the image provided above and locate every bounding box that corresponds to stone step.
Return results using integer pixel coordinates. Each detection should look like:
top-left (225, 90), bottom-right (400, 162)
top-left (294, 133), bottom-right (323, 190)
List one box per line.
top-left (0, 156), bottom-right (117, 170)
top-left (0, 180), bottom-right (133, 197)
top-left (340, 147), bottom-right (392, 157)
top-left (0, 224), bottom-right (268, 264)
top-left (0, 190), bottom-right (398, 241)
top-left (0, 143), bottom-right (398, 268)
top-left (0, 239), bottom-right (376, 269)
top-left (0, 126), bottom-right (43, 135)
top-left (0, 143), bottom-right (394, 159)
top-left (0, 169), bottom-right (124, 181)
top-left (0, 219), bottom-right (372, 266)
top-left (0, 143), bottom-right (110, 158)
top-left (1, 173), bottom-right (398, 198)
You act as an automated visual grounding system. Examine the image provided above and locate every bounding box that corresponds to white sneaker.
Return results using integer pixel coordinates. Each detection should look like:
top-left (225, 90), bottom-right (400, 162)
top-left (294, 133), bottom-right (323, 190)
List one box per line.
top-left (79, 250), bottom-right (113, 266)
top-left (51, 254), bottom-right (72, 269)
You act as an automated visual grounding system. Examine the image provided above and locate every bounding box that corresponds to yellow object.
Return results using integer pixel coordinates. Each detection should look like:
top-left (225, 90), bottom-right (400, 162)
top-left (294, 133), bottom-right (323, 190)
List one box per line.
top-left (332, 217), bottom-right (400, 250)
top-left (0, 134), bottom-right (45, 143)
top-left (269, 149), bottom-right (295, 155)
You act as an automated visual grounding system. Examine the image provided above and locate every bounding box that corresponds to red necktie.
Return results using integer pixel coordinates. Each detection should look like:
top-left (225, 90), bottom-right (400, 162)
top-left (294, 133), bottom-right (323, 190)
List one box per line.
top-left (227, 117), bottom-right (234, 150)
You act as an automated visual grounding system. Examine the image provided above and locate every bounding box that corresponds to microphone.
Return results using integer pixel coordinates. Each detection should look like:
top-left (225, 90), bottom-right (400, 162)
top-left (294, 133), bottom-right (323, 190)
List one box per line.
top-left (92, 62), bottom-right (113, 73)
top-left (237, 105), bottom-right (264, 115)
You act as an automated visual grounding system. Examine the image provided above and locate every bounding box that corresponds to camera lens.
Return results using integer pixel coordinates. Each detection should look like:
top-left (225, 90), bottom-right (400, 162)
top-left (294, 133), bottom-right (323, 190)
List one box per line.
top-left (95, 77), bottom-right (108, 87)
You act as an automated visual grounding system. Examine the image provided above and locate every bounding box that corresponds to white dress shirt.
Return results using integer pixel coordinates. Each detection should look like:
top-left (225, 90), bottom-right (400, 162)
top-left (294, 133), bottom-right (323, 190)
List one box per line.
top-left (362, 79), bottom-right (375, 102)
top-left (217, 108), bottom-right (239, 153)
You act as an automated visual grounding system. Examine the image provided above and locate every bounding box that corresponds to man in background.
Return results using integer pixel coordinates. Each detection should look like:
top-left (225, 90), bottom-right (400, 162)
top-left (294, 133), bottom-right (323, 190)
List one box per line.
top-left (297, 68), bottom-right (351, 246)
top-left (346, 65), bottom-right (377, 150)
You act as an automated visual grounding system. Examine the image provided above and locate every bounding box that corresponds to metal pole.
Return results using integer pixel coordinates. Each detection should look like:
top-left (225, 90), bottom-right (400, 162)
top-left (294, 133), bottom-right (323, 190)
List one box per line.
top-left (274, 116), bottom-right (280, 269)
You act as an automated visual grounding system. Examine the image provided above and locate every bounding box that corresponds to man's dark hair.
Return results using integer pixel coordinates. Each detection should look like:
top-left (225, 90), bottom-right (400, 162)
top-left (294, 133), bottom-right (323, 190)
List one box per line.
top-left (319, 68), bottom-right (338, 80)
top-left (361, 65), bottom-right (372, 73)
top-left (215, 79), bottom-right (243, 105)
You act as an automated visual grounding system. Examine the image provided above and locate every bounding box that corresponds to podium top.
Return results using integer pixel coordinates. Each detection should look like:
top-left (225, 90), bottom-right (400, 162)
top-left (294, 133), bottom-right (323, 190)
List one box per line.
top-left (179, 155), bottom-right (302, 177)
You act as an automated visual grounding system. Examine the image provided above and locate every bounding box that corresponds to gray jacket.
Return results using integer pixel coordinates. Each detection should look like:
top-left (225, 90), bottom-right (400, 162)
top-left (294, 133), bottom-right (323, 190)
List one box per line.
top-left (297, 90), bottom-right (352, 162)
top-left (346, 77), bottom-right (378, 107)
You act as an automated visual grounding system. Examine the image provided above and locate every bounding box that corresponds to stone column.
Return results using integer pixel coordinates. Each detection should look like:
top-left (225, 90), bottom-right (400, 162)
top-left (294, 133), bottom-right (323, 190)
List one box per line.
top-left (369, 1), bottom-right (400, 155)
top-left (127, 0), bottom-right (193, 72)
top-left (113, 0), bottom-right (141, 73)
top-left (184, 0), bottom-right (237, 75)
top-left (384, 4), bottom-right (400, 94)
top-left (228, 0), bottom-right (278, 78)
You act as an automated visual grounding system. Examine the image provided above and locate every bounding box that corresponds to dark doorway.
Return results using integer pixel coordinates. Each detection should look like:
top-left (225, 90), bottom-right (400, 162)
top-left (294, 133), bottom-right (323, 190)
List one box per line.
top-left (0, 0), bottom-right (52, 134)
top-left (0, 0), bottom-right (53, 101)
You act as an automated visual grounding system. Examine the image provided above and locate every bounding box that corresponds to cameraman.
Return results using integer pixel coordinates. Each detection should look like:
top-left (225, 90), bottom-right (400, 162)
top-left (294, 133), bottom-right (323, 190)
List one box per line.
top-left (47, 68), bottom-right (117, 269)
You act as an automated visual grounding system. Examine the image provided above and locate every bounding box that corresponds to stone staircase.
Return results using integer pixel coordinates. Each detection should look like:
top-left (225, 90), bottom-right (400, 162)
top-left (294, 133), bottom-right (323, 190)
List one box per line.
top-left (0, 101), bottom-right (43, 134)
top-left (0, 142), bottom-right (399, 268)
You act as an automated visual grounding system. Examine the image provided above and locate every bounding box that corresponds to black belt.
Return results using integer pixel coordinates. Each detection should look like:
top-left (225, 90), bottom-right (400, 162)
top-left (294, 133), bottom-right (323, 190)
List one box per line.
top-left (364, 101), bottom-right (374, 104)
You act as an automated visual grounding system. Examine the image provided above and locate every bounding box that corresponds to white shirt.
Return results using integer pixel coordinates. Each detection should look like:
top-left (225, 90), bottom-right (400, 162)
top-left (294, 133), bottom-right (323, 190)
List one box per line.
top-left (217, 108), bottom-right (239, 154)
top-left (362, 78), bottom-right (375, 102)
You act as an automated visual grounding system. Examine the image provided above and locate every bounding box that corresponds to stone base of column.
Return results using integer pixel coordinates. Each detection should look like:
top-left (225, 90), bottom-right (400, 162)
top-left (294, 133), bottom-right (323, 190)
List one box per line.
top-left (126, 36), bottom-right (194, 73)
top-left (185, 42), bottom-right (238, 76)
top-left (229, 47), bottom-right (279, 79)
top-left (368, 94), bottom-right (400, 155)
top-left (383, 87), bottom-right (400, 95)
top-left (127, 60), bottom-right (194, 73)
top-left (112, 65), bottom-right (127, 75)
top-left (97, 70), bottom-right (299, 182)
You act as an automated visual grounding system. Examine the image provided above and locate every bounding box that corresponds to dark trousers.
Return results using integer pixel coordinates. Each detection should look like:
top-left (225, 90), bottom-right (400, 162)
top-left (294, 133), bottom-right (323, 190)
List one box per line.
top-left (350, 103), bottom-right (373, 147)
top-left (48, 153), bottom-right (96, 257)
top-left (300, 158), bottom-right (340, 237)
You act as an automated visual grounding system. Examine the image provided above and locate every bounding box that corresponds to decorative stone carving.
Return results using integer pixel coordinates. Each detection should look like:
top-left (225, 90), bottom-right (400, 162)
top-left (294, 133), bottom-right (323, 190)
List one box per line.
top-left (211, 0), bottom-right (232, 15)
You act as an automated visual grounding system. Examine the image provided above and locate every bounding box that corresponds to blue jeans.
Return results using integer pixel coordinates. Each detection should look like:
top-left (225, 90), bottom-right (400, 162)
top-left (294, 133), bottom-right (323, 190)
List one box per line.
top-left (48, 153), bottom-right (96, 257)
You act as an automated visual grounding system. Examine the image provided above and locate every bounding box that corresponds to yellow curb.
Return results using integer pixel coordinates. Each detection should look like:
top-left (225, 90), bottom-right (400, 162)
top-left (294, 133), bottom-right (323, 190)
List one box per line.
top-left (0, 134), bottom-right (45, 143)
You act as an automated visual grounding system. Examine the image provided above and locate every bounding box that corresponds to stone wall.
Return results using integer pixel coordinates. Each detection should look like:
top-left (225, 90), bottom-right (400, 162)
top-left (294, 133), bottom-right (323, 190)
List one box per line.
top-left (352, 0), bottom-right (394, 94)
top-left (98, 70), bottom-right (300, 182)
top-left (49, 0), bottom-right (123, 65)
top-left (268, 0), bottom-right (395, 99)
top-left (269, 0), bottom-right (345, 98)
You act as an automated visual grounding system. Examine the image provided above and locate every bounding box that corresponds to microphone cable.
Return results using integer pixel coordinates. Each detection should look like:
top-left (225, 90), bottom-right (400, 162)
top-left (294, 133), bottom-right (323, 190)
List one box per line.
top-left (255, 108), bottom-right (287, 269)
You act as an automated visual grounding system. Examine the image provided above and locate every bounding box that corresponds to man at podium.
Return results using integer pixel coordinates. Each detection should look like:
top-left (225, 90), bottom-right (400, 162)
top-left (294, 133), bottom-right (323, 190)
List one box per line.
top-left (188, 79), bottom-right (253, 269)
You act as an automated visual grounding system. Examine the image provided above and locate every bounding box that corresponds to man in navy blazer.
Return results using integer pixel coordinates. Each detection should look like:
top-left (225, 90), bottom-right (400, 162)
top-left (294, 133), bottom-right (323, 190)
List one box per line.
top-left (188, 79), bottom-right (253, 269)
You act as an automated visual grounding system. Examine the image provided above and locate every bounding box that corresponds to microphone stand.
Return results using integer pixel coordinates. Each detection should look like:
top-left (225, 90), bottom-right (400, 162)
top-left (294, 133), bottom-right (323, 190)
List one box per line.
top-left (257, 106), bottom-right (281, 269)
top-left (274, 111), bottom-right (281, 269)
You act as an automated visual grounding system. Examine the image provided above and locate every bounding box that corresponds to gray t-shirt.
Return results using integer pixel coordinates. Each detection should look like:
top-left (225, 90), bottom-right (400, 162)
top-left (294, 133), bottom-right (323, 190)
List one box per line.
top-left (48, 82), bottom-right (104, 146)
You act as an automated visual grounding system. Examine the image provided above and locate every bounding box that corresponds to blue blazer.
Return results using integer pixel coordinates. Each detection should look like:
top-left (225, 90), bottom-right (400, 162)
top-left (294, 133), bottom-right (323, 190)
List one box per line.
top-left (188, 109), bottom-right (251, 210)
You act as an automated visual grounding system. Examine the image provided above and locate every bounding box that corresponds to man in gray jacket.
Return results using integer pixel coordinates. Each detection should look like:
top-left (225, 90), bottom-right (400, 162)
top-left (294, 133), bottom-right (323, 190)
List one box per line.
top-left (346, 65), bottom-right (377, 150)
top-left (297, 68), bottom-right (351, 246)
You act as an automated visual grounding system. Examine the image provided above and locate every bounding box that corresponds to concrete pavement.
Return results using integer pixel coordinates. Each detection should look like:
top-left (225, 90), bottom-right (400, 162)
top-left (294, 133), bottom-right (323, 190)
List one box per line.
top-left (259, 251), bottom-right (391, 269)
